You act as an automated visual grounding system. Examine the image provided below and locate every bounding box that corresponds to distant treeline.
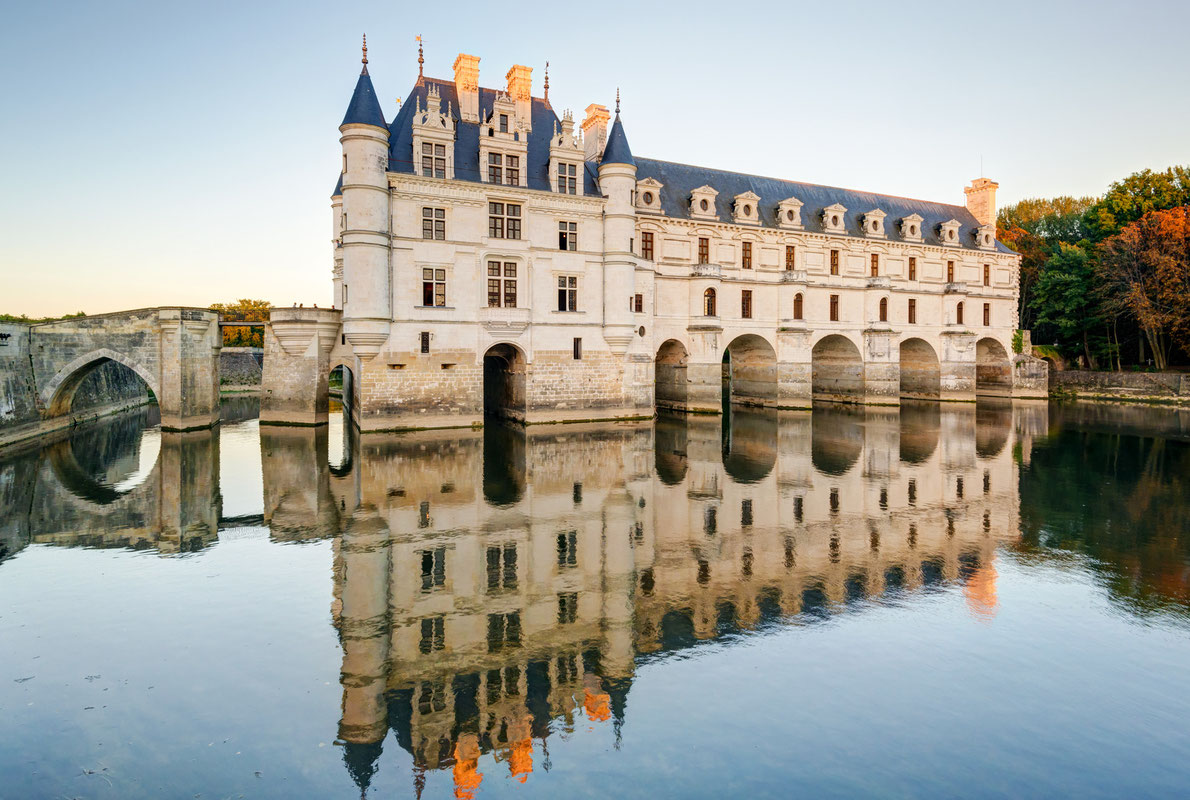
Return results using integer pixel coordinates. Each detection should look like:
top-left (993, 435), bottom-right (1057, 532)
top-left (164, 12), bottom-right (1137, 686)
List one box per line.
top-left (1001, 165), bottom-right (1190, 369)
top-left (0, 311), bottom-right (87, 324)
top-left (209, 299), bottom-right (270, 348)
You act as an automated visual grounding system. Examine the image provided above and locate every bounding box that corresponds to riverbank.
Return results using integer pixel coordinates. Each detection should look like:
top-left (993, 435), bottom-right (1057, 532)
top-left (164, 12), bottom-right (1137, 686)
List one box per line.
top-left (1050, 370), bottom-right (1190, 406)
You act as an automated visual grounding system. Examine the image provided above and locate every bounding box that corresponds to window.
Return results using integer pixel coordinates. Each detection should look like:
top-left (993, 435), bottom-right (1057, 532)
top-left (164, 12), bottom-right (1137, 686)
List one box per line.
top-left (908, 298), bottom-right (916, 324)
top-left (422, 269), bottom-right (446, 307)
top-left (419, 547), bottom-right (446, 592)
top-left (488, 202), bottom-right (521, 239)
top-left (793, 293), bottom-right (803, 320)
top-left (557, 593), bottom-right (578, 624)
top-left (908, 478), bottom-right (917, 505)
top-left (506, 154), bottom-right (519, 186)
top-left (487, 612), bottom-right (521, 652)
top-left (487, 152), bottom-right (502, 184)
top-left (422, 207), bottom-right (445, 240)
top-left (956, 302), bottom-right (964, 325)
top-left (486, 543), bottom-right (517, 591)
top-left (947, 261), bottom-right (955, 282)
top-left (741, 499), bottom-right (753, 527)
top-left (558, 221), bottom-right (577, 251)
top-left (557, 276), bottom-right (577, 311)
top-left (793, 496), bottom-right (804, 523)
top-left (557, 162), bottom-right (577, 194)
top-left (703, 287), bottom-right (716, 316)
top-left (741, 290), bottom-right (752, 319)
top-left (698, 237), bottom-right (710, 264)
top-left (742, 241), bottom-right (753, 269)
top-left (634, 293), bottom-right (644, 313)
top-left (785, 245), bottom-right (796, 270)
top-left (421, 143), bottom-right (446, 178)
top-left (879, 297), bottom-right (888, 322)
top-left (419, 616), bottom-right (445, 654)
top-left (419, 331), bottom-right (431, 354)
top-left (908, 256), bottom-right (917, 281)
top-left (829, 294), bottom-right (839, 321)
top-left (983, 302), bottom-right (991, 326)
top-left (830, 249), bottom-right (840, 275)
top-left (704, 506), bottom-right (717, 535)
top-left (557, 530), bottom-right (578, 568)
top-left (499, 113), bottom-right (509, 133)
top-left (871, 253), bottom-right (879, 277)
top-left (573, 337), bottom-right (582, 360)
top-left (641, 231), bottom-right (654, 260)
top-left (983, 264), bottom-right (991, 286)
top-left (487, 261), bottom-right (518, 307)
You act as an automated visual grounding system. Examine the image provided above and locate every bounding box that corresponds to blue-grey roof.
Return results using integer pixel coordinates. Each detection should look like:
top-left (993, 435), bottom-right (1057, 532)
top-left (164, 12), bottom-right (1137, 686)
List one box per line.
top-left (386, 78), bottom-right (598, 195)
top-left (332, 172), bottom-right (343, 196)
top-left (601, 114), bottom-right (634, 166)
top-left (341, 71), bottom-right (387, 130)
top-left (634, 158), bottom-right (1011, 253)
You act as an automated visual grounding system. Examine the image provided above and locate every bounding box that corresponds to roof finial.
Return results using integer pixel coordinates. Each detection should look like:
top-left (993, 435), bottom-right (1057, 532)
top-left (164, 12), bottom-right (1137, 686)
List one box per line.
top-left (543, 61), bottom-right (550, 102)
top-left (615, 87), bottom-right (620, 115)
top-left (361, 33), bottom-right (369, 75)
top-left (416, 34), bottom-right (424, 80)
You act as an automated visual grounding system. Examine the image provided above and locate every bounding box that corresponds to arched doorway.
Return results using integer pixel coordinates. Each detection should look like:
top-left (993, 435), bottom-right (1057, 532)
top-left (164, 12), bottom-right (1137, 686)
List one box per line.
top-left (899, 338), bottom-right (941, 399)
top-left (976, 338), bottom-right (1012, 396)
top-left (812, 335), bottom-right (864, 402)
top-left (483, 343), bottom-right (527, 421)
top-left (655, 340), bottom-right (689, 411)
top-left (722, 335), bottom-right (777, 407)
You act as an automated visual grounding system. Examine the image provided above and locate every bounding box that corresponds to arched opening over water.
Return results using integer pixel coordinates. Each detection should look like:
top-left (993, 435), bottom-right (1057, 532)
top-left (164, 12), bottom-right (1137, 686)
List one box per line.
top-left (654, 411), bottom-right (689, 485)
top-left (42, 350), bottom-right (156, 419)
top-left (899, 338), bottom-right (941, 399)
top-left (899, 400), bottom-right (941, 463)
top-left (722, 334), bottom-right (777, 407)
top-left (810, 404), bottom-right (864, 476)
top-left (976, 337), bottom-right (1012, 396)
top-left (655, 340), bottom-right (689, 411)
top-left (483, 343), bottom-right (527, 422)
top-left (812, 335), bottom-right (864, 403)
top-left (327, 364), bottom-right (355, 474)
top-left (721, 407), bottom-right (777, 483)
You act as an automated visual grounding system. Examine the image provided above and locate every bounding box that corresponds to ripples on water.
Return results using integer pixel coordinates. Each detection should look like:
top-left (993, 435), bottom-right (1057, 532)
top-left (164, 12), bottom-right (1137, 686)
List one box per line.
top-left (1, 397), bottom-right (1189, 799)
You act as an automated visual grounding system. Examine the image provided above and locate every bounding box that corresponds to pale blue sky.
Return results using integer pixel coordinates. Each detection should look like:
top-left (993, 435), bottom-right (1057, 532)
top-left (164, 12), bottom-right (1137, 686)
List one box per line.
top-left (1, 0), bottom-right (1186, 316)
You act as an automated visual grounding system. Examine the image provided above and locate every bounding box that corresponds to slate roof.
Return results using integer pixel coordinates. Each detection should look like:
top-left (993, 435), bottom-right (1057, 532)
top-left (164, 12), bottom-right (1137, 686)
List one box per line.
top-left (386, 77), bottom-right (599, 195)
top-left (601, 114), bottom-right (634, 166)
top-left (634, 157), bottom-right (1011, 253)
top-left (341, 71), bottom-right (387, 129)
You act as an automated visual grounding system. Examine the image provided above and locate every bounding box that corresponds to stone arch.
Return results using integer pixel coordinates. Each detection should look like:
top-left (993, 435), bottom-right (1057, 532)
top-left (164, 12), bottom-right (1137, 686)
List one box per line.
top-left (976, 337), bottom-right (1012, 396)
top-left (722, 407), bottom-right (776, 483)
top-left (483, 342), bottom-right (527, 421)
top-left (812, 334), bottom-right (864, 402)
top-left (654, 411), bottom-right (689, 485)
top-left (899, 337), bottom-right (941, 399)
top-left (722, 334), bottom-right (777, 407)
top-left (655, 339), bottom-right (689, 411)
top-left (40, 348), bottom-right (160, 417)
top-left (811, 404), bottom-right (864, 476)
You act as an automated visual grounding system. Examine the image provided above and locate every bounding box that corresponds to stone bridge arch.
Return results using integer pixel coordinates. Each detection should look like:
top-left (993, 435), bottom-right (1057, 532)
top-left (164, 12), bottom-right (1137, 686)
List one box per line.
top-left (40, 348), bottom-right (162, 416)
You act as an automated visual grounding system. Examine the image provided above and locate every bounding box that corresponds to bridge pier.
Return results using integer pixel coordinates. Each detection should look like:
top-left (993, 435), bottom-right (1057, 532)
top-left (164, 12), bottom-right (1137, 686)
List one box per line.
top-left (157, 308), bottom-right (222, 431)
top-left (260, 308), bottom-right (344, 426)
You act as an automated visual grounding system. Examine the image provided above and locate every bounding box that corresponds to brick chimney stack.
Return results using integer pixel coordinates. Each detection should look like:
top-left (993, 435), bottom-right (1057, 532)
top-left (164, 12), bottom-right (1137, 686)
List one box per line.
top-left (453, 53), bottom-right (480, 123)
top-left (581, 104), bottom-right (609, 162)
top-left (965, 177), bottom-right (999, 231)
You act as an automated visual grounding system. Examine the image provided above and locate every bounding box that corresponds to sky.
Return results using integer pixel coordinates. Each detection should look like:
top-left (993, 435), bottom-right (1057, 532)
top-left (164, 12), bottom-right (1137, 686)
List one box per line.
top-left (1, 0), bottom-right (1187, 317)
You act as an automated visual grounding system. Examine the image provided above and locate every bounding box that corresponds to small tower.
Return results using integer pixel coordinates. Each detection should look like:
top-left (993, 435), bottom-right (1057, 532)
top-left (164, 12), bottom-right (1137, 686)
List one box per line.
top-left (598, 91), bottom-right (637, 354)
top-left (339, 35), bottom-right (392, 361)
top-left (965, 177), bottom-right (999, 231)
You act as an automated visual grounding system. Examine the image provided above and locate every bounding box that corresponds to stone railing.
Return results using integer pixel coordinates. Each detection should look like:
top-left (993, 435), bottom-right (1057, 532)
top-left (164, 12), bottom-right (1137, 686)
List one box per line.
top-left (691, 263), bottom-right (722, 278)
top-left (943, 282), bottom-right (968, 294)
top-left (866, 276), bottom-right (891, 289)
top-left (780, 270), bottom-right (808, 283)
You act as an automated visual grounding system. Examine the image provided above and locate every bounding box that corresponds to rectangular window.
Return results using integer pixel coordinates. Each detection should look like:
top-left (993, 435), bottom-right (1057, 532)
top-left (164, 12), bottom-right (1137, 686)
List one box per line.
top-left (558, 221), bottom-right (577, 251)
top-left (557, 593), bottom-right (579, 624)
top-left (505, 154), bottom-right (519, 186)
top-left (488, 202), bottom-right (520, 239)
top-left (419, 616), bottom-right (445, 654)
top-left (698, 237), bottom-right (710, 264)
top-left (419, 331), bottom-right (430, 354)
top-left (829, 294), bottom-right (839, 321)
top-left (785, 245), bottom-right (796, 270)
top-left (741, 290), bottom-right (753, 319)
top-left (742, 241), bottom-right (753, 269)
top-left (487, 152), bottom-right (502, 184)
top-left (557, 276), bottom-right (578, 311)
top-left (957, 302), bottom-right (964, 325)
top-left (908, 256), bottom-right (917, 281)
top-left (487, 612), bottom-right (521, 652)
top-left (641, 231), bottom-right (654, 260)
top-left (420, 143), bottom-right (446, 178)
top-left (487, 261), bottom-right (517, 307)
top-left (983, 302), bottom-right (991, 326)
top-left (634, 293), bottom-right (644, 313)
top-left (871, 253), bottom-right (879, 277)
top-left (421, 268), bottom-right (446, 307)
top-left (486, 543), bottom-right (517, 592)
top-left (983, 264), bottom-right (991, 286)
top-left (947, 261), bottom-right (955, 282)
top-left (421, 207), bottom-right (445, 240)
top-left (557, 162), bottom-right (577, 194)
top-left (908, 298), bottom-right (916, 324)
top-left (573, 337), bottom-right (582, 360)
top-left (741, 499), bottom-right (753, 527)
top-left (557, 530), bottom-right (578, 568)
top-left (499, 114), bottom-right (508, 133)
top-left (830, 249), bottom-right (839, 275)
top-left (419, 547), bottom-right (446, 592)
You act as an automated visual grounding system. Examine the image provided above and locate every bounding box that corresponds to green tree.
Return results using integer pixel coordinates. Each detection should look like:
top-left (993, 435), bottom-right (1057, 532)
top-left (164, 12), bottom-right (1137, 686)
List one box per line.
top-left (1030, 243), bottom-right (1104, 368)
top-left (999, 196), bottom-right (1095, 329)
top-left (1083, 166), bottom-right (1190, 241)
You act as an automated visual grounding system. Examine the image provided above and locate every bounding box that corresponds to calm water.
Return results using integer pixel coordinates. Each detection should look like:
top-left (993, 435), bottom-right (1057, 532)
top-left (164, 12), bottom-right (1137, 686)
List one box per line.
top-left (2, 398), bottom-right (1190, 799)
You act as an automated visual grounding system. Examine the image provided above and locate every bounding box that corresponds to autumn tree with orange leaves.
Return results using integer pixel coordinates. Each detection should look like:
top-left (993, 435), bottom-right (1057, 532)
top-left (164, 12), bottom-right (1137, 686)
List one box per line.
top-left (209, 298), bottom-right (271, 348)
top-left (1097, 206), bottom-right (1190, 370)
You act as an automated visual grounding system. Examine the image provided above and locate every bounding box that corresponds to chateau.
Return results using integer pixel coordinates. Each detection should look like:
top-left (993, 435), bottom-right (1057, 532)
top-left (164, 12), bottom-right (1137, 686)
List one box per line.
top-left (324, 41), bottom-right (1045, 432)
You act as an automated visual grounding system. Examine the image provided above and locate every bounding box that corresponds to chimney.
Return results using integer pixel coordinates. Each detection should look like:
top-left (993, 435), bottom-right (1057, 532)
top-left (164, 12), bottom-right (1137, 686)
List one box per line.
top-left (453, 53), bottom-right (480, 123)
top-left (581, 104), bottom-right (609, 162)
top-left (964, 177), bottom-right (999, 230)
top-left (505, 64), bottom-right (532, 130)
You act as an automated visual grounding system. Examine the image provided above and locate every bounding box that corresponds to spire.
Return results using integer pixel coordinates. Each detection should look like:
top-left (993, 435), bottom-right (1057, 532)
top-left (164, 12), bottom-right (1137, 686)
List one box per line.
top-left (543, 61), bottom-right (550, 103)
top-left (601, 92), bottom-right (634, 167)
top-left (416, 34), bottom-right (424, 82)
top-left (361, 33), bottom-right (368, 75)
top-left (341, 39), bottom-right (387, 130)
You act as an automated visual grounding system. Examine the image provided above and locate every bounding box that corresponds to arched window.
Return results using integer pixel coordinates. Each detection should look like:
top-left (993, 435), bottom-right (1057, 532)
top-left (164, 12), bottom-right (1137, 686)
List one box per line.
top-left (956, 301), bottom-right (964, 325)
top-left (793, 293), bottom-right (803, 320)
top-left (703, 288), bottom-right (717, 317)
top-left (879, 297), bottom-right (888, 322)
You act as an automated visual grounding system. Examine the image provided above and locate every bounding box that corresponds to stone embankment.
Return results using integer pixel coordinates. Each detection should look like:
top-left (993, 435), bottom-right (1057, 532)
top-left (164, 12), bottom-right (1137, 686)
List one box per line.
top-left (220, 347), bottom-right (263, 391)
top-left (1050, 370), bottom-right (1190, 405)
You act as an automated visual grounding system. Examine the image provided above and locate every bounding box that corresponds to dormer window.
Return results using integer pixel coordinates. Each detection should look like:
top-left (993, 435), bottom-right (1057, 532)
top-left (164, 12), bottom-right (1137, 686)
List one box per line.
top-left (939, 219), bottom-right (962, 246)
top-left (557, 162), bottom-right (578, 194)
top-left (499, 114), bottom-right (509, 133)
top-left (900, 214), bottom-right (924, 242)
top-left (422, 143), bottom-right (446, 179)
top-left (822, 203), bottom-right (848, 234)
top-left (975, 224), bottom-right (996, 250)
top-left (863, 209), bottom-right (886, 238)
top-left (636, 178), bottom-right (664, 213)
top-left (690, 185), bottom-right (719, 220)
top-left (777, 197), bottom-right (804, 229)
top-left (733, 191), bottom-right (761, 225)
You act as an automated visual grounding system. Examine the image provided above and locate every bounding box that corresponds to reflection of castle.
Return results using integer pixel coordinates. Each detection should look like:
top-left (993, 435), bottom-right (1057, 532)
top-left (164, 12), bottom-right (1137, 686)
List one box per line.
top-left (323, 402), bottom-right (1030, 796)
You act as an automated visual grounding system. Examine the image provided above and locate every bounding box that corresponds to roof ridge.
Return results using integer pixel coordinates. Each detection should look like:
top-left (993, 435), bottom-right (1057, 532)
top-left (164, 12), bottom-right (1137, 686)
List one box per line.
top-left (635, 156), bottom-right (968, 212)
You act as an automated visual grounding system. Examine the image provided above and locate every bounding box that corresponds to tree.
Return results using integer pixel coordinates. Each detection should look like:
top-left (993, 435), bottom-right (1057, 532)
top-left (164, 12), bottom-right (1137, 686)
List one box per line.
top-left (209, 299), bottom-right (271, 348)
top-left (999, 196), bottom-right (1095, 329)
top-left (1097, 206), bottom-right (1190, 369)
top-left (1083, 166), bottom-right (1190, 241)
top-left (1031, 243), bottom-right (1104, 368)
